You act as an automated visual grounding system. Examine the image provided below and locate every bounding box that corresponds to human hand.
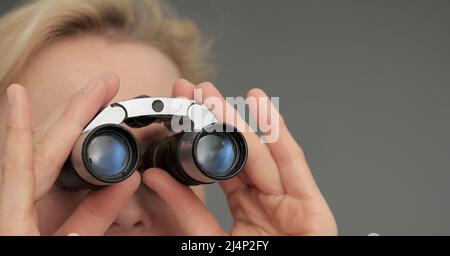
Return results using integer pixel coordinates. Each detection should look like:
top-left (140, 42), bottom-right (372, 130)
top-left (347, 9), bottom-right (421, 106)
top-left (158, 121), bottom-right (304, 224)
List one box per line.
top-left (143, 79), bottom-right (337, 236)
top-left (0, 72), bottom-right (140, 235)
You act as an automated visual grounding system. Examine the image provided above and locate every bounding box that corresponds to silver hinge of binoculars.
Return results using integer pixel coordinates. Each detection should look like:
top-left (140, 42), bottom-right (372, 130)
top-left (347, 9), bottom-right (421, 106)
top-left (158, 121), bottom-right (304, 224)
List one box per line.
top-left (58, 96), bottom-right (248, 190)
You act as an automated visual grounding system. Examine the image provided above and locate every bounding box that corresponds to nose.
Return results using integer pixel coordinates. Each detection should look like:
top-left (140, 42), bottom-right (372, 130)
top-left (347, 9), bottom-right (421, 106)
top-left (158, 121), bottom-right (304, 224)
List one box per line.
top-left (107, 195), bottom-right (153, 235)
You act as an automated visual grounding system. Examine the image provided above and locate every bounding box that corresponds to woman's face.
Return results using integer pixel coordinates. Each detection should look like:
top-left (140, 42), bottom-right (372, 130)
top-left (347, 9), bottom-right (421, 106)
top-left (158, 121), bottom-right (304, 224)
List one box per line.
top-left (1, 34), bottom-right (205, 235)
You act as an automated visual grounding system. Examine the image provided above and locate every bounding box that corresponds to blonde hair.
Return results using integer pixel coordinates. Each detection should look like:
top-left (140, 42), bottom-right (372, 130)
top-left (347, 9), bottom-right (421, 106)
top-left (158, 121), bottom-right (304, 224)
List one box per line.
top-left (0, 0), bottom-right (211, 90)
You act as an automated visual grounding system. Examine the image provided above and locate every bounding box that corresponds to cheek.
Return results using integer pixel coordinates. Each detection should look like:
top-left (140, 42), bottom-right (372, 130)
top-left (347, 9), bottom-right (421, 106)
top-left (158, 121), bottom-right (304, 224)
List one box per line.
top-left (35, 186), bottom-right (87, 235)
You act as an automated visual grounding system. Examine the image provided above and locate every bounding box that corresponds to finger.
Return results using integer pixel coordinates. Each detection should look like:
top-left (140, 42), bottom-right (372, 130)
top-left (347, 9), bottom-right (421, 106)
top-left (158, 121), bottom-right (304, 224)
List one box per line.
top-left (195, 82), bottom-right (284, 195)
top-left (31, 73), bottom-right (118, 142)
top-left (33, 72), bottom-right (120, 199)
top-left (171, 79), bottom-right (196, 98)
top-left (143, 168), bottom-right (225, 236)
top-left (53, 172), bottom-right (140, 236)
top-left (246, 88), bottom-right (321, 199)
top-left (0, 84), bottom-right (37, 234)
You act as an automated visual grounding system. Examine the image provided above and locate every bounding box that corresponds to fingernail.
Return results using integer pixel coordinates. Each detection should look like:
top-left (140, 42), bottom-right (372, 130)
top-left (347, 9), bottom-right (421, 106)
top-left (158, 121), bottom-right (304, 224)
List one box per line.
top-left (82, 72), bottom-right (112, 94)
top-left (199, 81), bottom-right (214, 88)
top-left (98, 71), bottom-right (113, 83)
top-left (178, 78), bottom-right (192, 85)
top-left (6, 86), bottom-right (16, 106)
top-left (82, 78), bottom-right (96, 94)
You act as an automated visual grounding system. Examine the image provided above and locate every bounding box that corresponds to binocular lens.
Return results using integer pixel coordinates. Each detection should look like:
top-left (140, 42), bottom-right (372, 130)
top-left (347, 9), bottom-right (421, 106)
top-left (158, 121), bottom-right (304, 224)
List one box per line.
top-left (150, 123), bottom-right (248, 185)
top-left (86, 134), bottom-right (130, 177)
top-left (58, 124), bottom-right (139, 190)
top-left (195, 134), bottom-right (237, 175)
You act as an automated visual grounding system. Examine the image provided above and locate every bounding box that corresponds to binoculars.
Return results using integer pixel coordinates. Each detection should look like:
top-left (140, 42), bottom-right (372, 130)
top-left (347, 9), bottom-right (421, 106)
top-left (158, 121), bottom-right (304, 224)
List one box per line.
top-left (58, 96), bottom-right (248, 190)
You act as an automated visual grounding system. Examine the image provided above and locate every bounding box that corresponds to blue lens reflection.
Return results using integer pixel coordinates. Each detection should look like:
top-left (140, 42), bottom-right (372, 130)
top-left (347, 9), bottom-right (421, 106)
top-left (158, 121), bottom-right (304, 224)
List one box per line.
top-left (196, 134), bottom-right (236, 174)
top-left (86, 134), bottom-right (129, 177)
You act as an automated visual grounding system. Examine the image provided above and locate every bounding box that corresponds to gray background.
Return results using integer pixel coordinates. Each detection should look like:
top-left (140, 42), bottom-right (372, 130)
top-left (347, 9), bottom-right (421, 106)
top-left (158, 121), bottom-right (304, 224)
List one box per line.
top-left (2, 1), bottom-right (450, 235)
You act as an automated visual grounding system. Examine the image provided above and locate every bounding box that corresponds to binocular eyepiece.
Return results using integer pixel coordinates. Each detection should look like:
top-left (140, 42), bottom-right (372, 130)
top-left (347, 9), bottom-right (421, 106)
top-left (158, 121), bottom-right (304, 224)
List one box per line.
top-left (58, 97), bottom-right (248, 190)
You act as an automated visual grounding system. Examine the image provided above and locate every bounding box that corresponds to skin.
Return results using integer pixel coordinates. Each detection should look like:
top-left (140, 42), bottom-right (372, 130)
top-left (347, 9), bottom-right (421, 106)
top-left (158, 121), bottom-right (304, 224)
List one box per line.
top-left (0, 34), bottom-right (337, 236)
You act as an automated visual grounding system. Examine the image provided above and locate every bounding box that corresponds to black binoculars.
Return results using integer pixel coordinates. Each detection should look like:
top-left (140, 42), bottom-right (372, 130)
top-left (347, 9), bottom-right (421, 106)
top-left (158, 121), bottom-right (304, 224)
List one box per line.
top-left (58, 96), bottom-right (248, 190)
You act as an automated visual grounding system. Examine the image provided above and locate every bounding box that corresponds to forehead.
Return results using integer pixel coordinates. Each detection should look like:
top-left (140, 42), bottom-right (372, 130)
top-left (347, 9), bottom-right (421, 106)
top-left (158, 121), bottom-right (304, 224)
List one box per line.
top-left (18, 34), bottom-right (180, 127)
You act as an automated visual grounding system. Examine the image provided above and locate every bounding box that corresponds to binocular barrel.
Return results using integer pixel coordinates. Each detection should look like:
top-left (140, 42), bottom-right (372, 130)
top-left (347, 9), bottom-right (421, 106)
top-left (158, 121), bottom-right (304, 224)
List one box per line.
top-left (151, 123), bottom-right (247, 185)
top-left (58, 124), bottom-right (140, 189)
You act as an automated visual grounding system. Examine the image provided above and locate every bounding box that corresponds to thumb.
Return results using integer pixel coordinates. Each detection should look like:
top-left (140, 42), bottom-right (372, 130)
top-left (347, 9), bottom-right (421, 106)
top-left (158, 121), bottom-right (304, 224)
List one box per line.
top-left (143, 168), bottom-right (226, 236)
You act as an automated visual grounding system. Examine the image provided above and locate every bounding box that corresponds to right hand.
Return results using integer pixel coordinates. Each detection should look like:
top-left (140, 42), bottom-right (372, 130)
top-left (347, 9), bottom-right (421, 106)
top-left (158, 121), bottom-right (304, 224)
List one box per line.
top-left (0, 72), bottom-right (140, 235)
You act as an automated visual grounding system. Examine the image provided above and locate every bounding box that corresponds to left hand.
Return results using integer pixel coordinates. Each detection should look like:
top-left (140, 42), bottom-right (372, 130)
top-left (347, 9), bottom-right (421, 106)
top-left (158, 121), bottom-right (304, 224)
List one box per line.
top-left (142, 79), bottom-right (337, 236)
